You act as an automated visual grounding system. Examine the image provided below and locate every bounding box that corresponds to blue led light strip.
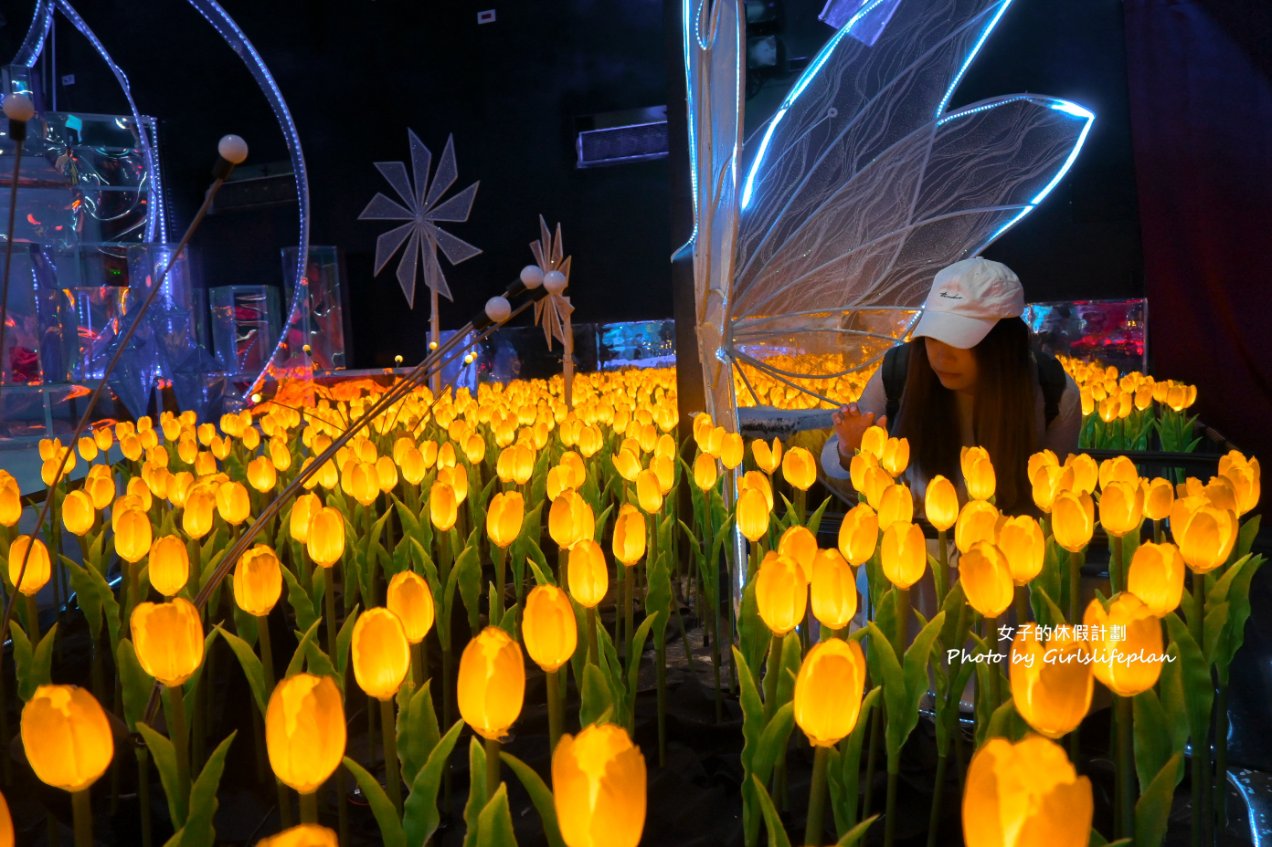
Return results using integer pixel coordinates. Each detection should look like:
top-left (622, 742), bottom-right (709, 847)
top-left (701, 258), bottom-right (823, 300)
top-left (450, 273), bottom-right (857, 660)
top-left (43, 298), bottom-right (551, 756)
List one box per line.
top-left (740, 0), bottom-right (893, 209)
top-left (934, 0), bottom-right (1014, 118)
top-left (46, 1), bottom-right (166, 243)
top-left (980, 99), bottom-right (1094, 246)
top-left (185, 0), bottom-right (310, 402)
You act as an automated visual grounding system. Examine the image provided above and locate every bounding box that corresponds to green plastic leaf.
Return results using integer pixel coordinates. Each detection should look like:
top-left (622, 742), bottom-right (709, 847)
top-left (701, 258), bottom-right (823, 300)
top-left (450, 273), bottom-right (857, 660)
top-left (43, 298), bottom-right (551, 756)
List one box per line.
top-left (500, 751), bottom-right (566, 847)
top-left (751, 774), bottom-right (792, 847)
top-left (1163, 613), bottom-right (1214, 749)
top-left (739, 580), bottom-right (767, 685)
top-left (579, 663), bottom-right (614, 728)
top-left (138, 721), bottom-right (187, 826)
top-left (9, 622), bottom-right (33, 702)
top-left (1155, 642), bottom-right (1191, 756)
top-left (984, 698), bottom-right (1024, 742)
top-left (343, 756), bottom-right (407, 847)
top-left (476, 784), bottom-right (519, 847)
top-left (335, 602), bottom-right (360, 681)
top-left (61, 555), bottom-right (104, 639)
top-left (286, 619), bottom-right (323, 678)
top-left (30, 622), bottom-right (58, 694)
top-left (836, 816), bottom-right (880, 846)
top-left (403, 719), bottom-right (465, 846)
top-left (1233, 513), bottom-right (1261, 562)
top-left (462, 738), bottom-right (489, 847)
top-left (303, 638), bottom-right (338, 683)
top-left (624, 612), bottom-right (659, 723)
top-left (734, 645), bottom-right (766, 847)
top-left (281, 566), bottom-right (319, 635)
top-left (116, 638), bottom-right (153, 731)
top-left (527, 552), bottom-right (555, 588)
top-left (1133, 753), bottom-right (1183, 847)
top-left (213, 625), bottom-right (267, 716)
top-left (398, 681), bottom-right (441, 786)
top-left (774, 632), bottom-right (802, 709)
top-left (180, 731), bottom-right (237, 847)
top-left (456, 543), bottom-right (482, 633)
top-left (1207, 553), bottom-right (1265, 683)
top-left (1132, 689), bottom-right (1172, 794)
top-left (753, 701), bottom-right (795, 785)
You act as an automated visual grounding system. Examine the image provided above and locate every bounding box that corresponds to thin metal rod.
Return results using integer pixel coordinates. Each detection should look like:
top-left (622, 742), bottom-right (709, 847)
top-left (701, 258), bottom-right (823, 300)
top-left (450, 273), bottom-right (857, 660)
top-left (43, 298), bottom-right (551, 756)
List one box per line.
top-left (139, 300), bottom-right (533, 725)
top-left (0, 138), bottom-right (26, 385)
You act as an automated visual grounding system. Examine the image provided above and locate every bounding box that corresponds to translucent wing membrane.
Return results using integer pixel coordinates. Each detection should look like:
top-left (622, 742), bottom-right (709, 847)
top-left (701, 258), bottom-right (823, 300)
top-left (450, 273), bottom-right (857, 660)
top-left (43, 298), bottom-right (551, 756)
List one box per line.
top-left (682, 0), bottom-right (1093, 421)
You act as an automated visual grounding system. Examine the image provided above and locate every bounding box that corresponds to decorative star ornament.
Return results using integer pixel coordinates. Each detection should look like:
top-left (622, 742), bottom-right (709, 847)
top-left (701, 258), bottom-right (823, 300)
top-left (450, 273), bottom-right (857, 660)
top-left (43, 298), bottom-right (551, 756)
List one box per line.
top-left (359, 130), bottom-right (481, 308)
top-left (527, 215), bottom-right (573, 351)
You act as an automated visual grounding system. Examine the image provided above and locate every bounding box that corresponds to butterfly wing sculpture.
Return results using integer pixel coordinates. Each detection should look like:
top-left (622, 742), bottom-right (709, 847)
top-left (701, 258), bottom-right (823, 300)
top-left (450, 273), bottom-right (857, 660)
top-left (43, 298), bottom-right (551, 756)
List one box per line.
top-left (685, 0), bottom-right (1094, 424)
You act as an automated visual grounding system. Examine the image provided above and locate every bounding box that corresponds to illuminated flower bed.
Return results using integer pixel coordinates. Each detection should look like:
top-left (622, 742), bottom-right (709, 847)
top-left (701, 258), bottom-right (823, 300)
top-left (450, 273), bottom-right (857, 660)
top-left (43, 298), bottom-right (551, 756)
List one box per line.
top-left (0, 363), bottom-right (1259, 846)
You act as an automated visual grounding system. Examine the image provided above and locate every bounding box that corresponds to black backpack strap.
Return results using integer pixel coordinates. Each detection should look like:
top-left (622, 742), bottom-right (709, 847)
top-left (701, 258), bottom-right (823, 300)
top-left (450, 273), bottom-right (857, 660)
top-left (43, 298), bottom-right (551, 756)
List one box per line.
top-left (1034, 349), bottom-right (1067, 426)
top-left (881, 343), bottom-right (909, 426)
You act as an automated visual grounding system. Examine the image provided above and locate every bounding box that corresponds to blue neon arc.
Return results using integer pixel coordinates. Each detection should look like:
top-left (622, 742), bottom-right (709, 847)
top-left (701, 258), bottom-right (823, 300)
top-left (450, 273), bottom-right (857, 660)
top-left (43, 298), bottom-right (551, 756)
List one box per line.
top-left (740, 0), bottom-right (1032, 211)
top-left (934, 0), bottom-right (1014, 118)
top-left (983, 100), bottom-right (1095, 245)
top-left (740, 0), bottom-right (895, 209)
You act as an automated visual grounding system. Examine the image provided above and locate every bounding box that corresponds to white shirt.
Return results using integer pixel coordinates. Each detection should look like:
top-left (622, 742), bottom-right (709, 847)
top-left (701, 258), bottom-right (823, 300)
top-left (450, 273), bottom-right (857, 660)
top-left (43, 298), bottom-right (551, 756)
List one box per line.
top-left (820, 365), bottom-right (1083, 499)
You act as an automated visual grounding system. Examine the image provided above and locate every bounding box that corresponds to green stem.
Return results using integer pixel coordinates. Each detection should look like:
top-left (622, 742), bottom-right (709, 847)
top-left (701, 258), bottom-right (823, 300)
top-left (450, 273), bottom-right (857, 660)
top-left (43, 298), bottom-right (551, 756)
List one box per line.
top-left (624, 565), bottom-right (635, 663)
top-left (72, 788), bottom-right (92, 847)
top-left (1214, 682), bottom-right (1229, 840)
top-left (300, 790), bottom-right (318, 824)
top-left (412, 640), bottom-right (426, 691)
top-left (805, 745), bottom-right (829, 847)
top-left (614, 559), bottom-right (625, 647)
top-left (763, 634), bottom-right (782, 722)
top-left (926, 754), bottom-right (948, 847)
top-left (23, 594), bottom-right (38, 642)
top-left (1068, 549), bottom-right (1083, 626)
top-left (494, 545), bottom-right (506, 623)
top-left (657, 638), bottom-right (667, 767)
top-left (1116, 695), bottom-right (1134, 841)
top-left (884, 756), bottom-right (899, 847)
top-left (1014, 585), bottom-right (1029, 630)
top-left (257, 613), bottom-right (276, 692)
top-left (136, 749), bottom-right (153, 847)
top-left (277, 778), bottom-right (292, 829)
top-left (935, 529), bottom-right (949, 609)
top-left (863, 701), bottom-right (882, 818)
top-left (547, 668), bottom-right (562, 753)
top-left (165, 685), bottom-right (191, 806)
top-left (987, 616), bottom-right (1001, 709)
top-left (586, 606), bottom-right (599, 666)
top-left (324, 565), bottom-right (339, 664)
top-left (380, 697), bottom-right (402, 814)
top-left (1190, 574), bottom-right (1208, 847)
top-left (1109, 532), bottom-right (1124, 594)
top-left (485, 736), bottom-right (501, 799)
top-left (895, 588), bottom-right (910, 654)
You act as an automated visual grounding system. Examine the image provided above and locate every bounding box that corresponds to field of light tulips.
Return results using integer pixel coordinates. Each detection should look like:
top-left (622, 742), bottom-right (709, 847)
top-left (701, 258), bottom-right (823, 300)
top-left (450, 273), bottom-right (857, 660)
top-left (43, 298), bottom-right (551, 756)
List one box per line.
top-left (0, 358), bottom-right (1261, 847)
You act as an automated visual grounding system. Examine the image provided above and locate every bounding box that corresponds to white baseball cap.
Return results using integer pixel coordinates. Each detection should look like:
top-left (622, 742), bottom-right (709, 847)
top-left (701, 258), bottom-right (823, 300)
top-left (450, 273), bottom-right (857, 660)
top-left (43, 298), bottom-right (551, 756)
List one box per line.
top-left (911, 257), bottom-right (1025, 349)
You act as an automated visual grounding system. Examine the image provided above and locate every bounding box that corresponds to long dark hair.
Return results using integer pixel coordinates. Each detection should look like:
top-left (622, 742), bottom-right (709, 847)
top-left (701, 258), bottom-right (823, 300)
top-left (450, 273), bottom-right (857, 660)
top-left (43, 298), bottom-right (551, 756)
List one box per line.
top-left (891, 318), bottom-right (1038, 513)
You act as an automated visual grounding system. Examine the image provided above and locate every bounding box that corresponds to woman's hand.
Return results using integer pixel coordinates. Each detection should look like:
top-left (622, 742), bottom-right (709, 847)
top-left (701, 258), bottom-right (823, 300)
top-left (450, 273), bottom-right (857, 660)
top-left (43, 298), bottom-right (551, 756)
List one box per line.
top-left (831, 403), bottom-right (887, 465)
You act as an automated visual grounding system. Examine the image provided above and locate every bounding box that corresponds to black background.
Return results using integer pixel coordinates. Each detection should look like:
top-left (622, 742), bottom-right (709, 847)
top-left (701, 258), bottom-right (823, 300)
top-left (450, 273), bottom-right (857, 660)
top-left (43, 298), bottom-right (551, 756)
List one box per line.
top-left (1, 0), bottom-right (1140, 368)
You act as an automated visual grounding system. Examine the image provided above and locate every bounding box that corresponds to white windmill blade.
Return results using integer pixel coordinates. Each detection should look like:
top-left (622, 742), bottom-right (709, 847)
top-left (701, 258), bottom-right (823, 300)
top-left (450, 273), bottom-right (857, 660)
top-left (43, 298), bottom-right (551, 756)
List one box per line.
top-left (360, 130), bottom-right (481, 307)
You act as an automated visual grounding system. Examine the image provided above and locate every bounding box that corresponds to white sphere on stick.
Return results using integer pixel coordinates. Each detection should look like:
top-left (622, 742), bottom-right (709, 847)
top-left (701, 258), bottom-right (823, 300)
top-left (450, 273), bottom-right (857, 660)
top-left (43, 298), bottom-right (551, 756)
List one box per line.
top-left (2, 94), bottom-right (34, 122)
top-left (485, 295), bottom-right (512, 324)
top-left (543, 270), bottom-right (567, 295)
top-left (520, 265), bottom-right (544, 289)
top-left (218, 134), bottom-right (249, 164)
